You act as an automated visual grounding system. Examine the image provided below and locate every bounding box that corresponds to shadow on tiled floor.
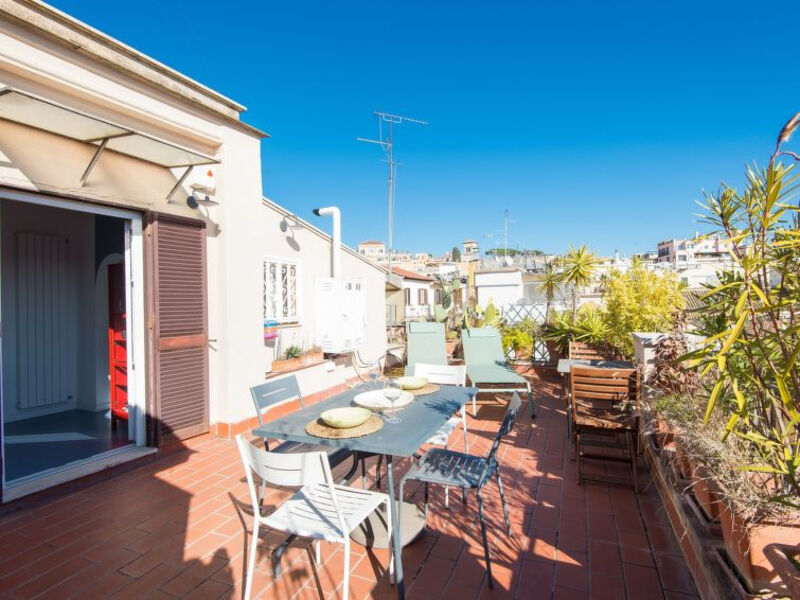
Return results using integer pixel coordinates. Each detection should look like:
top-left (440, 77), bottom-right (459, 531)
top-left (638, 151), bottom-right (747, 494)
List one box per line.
top-left (0, 367), bottom-right (698, 599)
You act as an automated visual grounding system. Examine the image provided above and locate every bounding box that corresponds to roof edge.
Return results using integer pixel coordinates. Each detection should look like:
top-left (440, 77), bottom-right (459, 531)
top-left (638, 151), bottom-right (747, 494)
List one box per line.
top-left (2, 0), bottom-right (268, 137)
top-left (261, 196), bottom-right (389, 276)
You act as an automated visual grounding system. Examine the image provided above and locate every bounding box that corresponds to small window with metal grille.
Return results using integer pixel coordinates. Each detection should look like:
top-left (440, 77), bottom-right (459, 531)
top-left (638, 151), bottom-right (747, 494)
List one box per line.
top-left (264, 256), bottom-right (301, 325)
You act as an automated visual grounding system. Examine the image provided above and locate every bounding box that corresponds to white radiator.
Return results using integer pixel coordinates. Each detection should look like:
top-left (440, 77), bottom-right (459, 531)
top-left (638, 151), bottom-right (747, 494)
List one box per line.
top-left (15, 232), bottom-right (68, 410)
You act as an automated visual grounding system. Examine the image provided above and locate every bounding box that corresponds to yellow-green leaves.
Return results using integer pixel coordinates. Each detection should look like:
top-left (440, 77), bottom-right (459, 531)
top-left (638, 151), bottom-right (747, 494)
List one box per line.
top-left (704, 379), bottom-right (724, 424)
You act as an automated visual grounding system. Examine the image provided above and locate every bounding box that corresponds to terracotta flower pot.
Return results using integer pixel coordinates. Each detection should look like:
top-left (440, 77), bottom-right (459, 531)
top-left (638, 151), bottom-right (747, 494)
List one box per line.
top-left (544, 341), bottom-right (563, 366)
top-left (673, 439), bottom-right (692, 480)
top-left (719, 502), bottom-right (800, 593)
top-left (689, 462), bottom-right (720, 522)
top-left (445, 339), bottom-right (457, 357)
top-left (653, 419), bottom-right (675, 450)
top-left (300, 350), bottom-right (324, 366)
top-left (270, 357), bottom-right (302, 373)
top-left (763, 543), bottom-right (800, 599)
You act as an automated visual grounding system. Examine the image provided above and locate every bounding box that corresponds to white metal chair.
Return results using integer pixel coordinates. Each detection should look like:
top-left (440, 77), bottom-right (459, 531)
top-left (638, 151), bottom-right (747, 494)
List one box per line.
top-left (236, 435), bottom-right (394, 600)
top-left (413, 363), bottom-right (470, 507)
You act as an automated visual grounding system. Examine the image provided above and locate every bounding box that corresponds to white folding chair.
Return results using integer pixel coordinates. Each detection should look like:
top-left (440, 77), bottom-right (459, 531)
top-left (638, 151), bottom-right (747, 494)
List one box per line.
top-left (236, 436), bottom-right (394, 600)
top-left (412, 363), bottom-right (470, 507)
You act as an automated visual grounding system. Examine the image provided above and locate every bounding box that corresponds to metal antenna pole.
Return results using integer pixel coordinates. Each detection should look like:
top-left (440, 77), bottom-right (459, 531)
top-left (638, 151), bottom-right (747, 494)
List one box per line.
top-left (358, 111), bottom-right (428, 280)
top-left (504, 209), bottom-right (509, 261)
top-left (387, 119), bottom-right (394, 278)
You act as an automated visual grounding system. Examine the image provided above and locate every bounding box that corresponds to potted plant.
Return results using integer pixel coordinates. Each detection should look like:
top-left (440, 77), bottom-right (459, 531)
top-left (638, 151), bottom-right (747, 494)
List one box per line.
top-left (680, 114), bottom-right (800, 594)
top-left (445, 328), bottom-right (459, 357)
top-left (501, 325), bottom-right (533, 361)
top-left (271, 344), bottom-right (304, 373)
top-left (542, 306), bottom-right (613, 362)
top-left (542, 310), bottom-right (574, 363)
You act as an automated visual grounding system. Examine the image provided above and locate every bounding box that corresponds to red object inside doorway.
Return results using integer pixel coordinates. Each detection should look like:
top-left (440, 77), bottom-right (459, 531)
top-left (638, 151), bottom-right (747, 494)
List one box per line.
top-left (107, 262), bottom-right (128, 428)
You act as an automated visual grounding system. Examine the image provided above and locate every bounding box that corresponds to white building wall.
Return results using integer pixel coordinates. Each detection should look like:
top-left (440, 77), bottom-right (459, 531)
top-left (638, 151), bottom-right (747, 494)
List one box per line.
top-left (0, 14), bottom-right (270, 431)
top-left (257, 200), bottom-right (387, 416)
top-left (402, 279), bottom-right (432, 319)
top-left (475, 271), bottom-right (523, 310)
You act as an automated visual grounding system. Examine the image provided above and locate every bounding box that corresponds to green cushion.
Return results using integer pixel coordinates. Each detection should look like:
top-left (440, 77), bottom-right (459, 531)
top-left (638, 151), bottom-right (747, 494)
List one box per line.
top-left (406, 322), bottom-right (446, 373)
top-left (466, 364), bottom-right (526, 385)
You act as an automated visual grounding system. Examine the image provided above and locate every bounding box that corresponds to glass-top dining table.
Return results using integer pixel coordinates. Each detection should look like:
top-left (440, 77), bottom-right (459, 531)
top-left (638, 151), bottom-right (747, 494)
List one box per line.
top-left (252, 382), bottom-right (478, 600)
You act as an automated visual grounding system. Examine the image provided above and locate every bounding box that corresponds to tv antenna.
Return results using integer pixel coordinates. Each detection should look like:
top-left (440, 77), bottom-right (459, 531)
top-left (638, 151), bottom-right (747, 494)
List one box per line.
top-left (502, 209), bottom-right (515, 261)
top-left (483, 209), bottom-right (515, 264)
top-left (357, 111), bottom-right (428, 278)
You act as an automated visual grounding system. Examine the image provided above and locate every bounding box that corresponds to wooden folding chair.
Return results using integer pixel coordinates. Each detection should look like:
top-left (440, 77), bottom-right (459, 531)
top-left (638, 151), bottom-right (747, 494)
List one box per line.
top-left (571, 366), bottom-right (640, 492)
top-left (568, 341), bottom-right (609, 360)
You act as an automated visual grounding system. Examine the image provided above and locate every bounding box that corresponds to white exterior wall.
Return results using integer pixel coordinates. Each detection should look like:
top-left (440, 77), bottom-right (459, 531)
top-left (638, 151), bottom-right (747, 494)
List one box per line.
top-left (257, 200), bottom-right (387, 417)
top-left (0, 12), bottom-right (273, 430)
top-left (475, 270), bottom-right (523, 310)
top-left (402, 279), bottom-right (432, 320)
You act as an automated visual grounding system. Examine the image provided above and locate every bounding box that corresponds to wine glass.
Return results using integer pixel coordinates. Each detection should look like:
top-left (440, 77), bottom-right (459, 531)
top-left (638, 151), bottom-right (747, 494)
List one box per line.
top-left (369, 370), bottom-right (380, 390)
top-left (382, 378), bottom-right (403, 424)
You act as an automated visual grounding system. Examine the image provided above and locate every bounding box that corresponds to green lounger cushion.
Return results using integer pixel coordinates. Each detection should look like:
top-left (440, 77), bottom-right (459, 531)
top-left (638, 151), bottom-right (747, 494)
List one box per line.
top-left (466, 364), bottom-right (527, 385)
top-left (406, 321), bottom-right (447, 373)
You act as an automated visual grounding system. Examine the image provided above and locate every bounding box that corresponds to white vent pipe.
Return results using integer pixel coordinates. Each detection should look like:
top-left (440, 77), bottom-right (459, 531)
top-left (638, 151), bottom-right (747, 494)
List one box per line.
top-left (313, 206), bottom-right (341, 278)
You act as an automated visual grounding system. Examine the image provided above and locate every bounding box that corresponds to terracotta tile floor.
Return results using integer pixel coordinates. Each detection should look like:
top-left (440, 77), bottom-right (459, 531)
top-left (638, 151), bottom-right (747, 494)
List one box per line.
top-left (0, 367), bottom-right (698, 599)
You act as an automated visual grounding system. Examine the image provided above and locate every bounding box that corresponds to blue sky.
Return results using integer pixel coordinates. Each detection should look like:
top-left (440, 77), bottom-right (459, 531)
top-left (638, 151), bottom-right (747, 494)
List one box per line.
top-left (52, 1), bottom-right (800, 256)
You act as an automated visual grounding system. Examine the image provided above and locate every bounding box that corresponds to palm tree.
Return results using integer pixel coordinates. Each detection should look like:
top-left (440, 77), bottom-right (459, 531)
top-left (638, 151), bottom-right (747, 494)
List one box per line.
top-left (559, 244), bottom-right (601, 320)
top-left (537, 260), bottom-right (561, 323)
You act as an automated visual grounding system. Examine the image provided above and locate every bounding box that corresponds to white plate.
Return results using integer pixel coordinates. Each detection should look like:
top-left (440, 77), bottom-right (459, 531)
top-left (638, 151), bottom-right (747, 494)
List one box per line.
top-left (353, 389), bottom-right (414, 411)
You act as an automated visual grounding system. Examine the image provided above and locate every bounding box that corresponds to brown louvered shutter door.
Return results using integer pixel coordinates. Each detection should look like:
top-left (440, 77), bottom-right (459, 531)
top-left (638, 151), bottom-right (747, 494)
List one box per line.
top-left (148, 214), bottom-right (209, 442)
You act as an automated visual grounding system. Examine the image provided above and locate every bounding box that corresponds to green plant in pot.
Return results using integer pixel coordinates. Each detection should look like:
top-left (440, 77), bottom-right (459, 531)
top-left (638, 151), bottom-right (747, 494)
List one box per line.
top-left (543, 305), bottom-right (609, 358)
top-left (501, 326), bottom-right (533, 360)
top-left (681, 113), bottom-right (800, 593)
top-left (284, 345), bottom-right (303, 360)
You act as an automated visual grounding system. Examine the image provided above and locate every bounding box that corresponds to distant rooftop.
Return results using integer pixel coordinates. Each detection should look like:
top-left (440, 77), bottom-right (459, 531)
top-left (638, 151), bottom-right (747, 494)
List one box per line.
top-left (392, 267), bottom-right (434, 282)
top-left (359, 240), bottom-right (384, 246)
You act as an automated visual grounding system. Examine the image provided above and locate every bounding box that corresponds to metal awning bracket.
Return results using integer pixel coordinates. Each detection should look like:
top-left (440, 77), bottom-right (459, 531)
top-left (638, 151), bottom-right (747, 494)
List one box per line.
top-left (80, 137), bottom-right (109, 186)
top-left (165, 165), bottom-right (194, 203)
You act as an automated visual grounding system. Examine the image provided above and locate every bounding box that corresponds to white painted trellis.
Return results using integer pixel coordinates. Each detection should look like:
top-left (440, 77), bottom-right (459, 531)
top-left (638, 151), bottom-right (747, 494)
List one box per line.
top-left (501, 302), bottom-right (552, 364)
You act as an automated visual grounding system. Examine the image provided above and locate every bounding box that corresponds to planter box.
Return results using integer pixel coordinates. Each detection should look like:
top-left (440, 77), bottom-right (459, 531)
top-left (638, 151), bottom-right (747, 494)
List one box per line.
top-left (270, 357), bottom-right (302, 373)
top-left (271, 351), bottom-right (324, 374)
top-left (690, 463), bottom-right (721, 523)
top-left (718, 501), bottom-right (800, 595)
top-left (763, 543), bottom-right (800, 599)
top-left (300, 350), bottom-right (324, 366)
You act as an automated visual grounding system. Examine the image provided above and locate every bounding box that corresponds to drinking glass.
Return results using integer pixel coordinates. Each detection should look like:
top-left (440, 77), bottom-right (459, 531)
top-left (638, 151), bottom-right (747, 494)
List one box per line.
top-left (382, 378), bottom-right (403, 424)
top-left (369, 371), bottom-right (380, 390)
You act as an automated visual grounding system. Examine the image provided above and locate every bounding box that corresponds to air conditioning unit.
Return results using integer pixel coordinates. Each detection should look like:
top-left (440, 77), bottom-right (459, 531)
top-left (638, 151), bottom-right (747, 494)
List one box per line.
top-left (315, 278), bottom-right (366, 354)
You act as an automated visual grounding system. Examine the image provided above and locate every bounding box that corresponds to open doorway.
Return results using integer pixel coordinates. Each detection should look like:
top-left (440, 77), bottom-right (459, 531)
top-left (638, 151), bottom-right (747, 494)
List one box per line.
top-left (0, 195), bottom-right (147, 491)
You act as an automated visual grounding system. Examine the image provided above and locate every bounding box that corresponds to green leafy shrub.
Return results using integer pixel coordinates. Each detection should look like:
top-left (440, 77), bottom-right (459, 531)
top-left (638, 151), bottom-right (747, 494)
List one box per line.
top-left (674, 113), bottom-right (800, 512)
top-left (601, 262), bottom-right (684, 357)
top-left (542, 307), bottom-right (607, 355)
top-left (542, 310), bottom-right (575, 355)
top-left (573, 305), bottom-right (608, 346)
top-left (501, 327), bottom-right (533, 357)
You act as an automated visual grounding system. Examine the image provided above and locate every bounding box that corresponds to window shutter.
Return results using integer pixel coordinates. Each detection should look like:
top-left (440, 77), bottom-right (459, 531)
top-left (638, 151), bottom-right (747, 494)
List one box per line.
top-left (147, 215), bottom-right (209, 442)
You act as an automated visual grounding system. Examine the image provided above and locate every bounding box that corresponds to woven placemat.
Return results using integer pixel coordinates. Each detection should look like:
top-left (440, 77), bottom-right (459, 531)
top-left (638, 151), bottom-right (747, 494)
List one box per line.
top-left (408, 383), bottom-right (440, 396)
top-left (305, 414), bottom-right (384, 439)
